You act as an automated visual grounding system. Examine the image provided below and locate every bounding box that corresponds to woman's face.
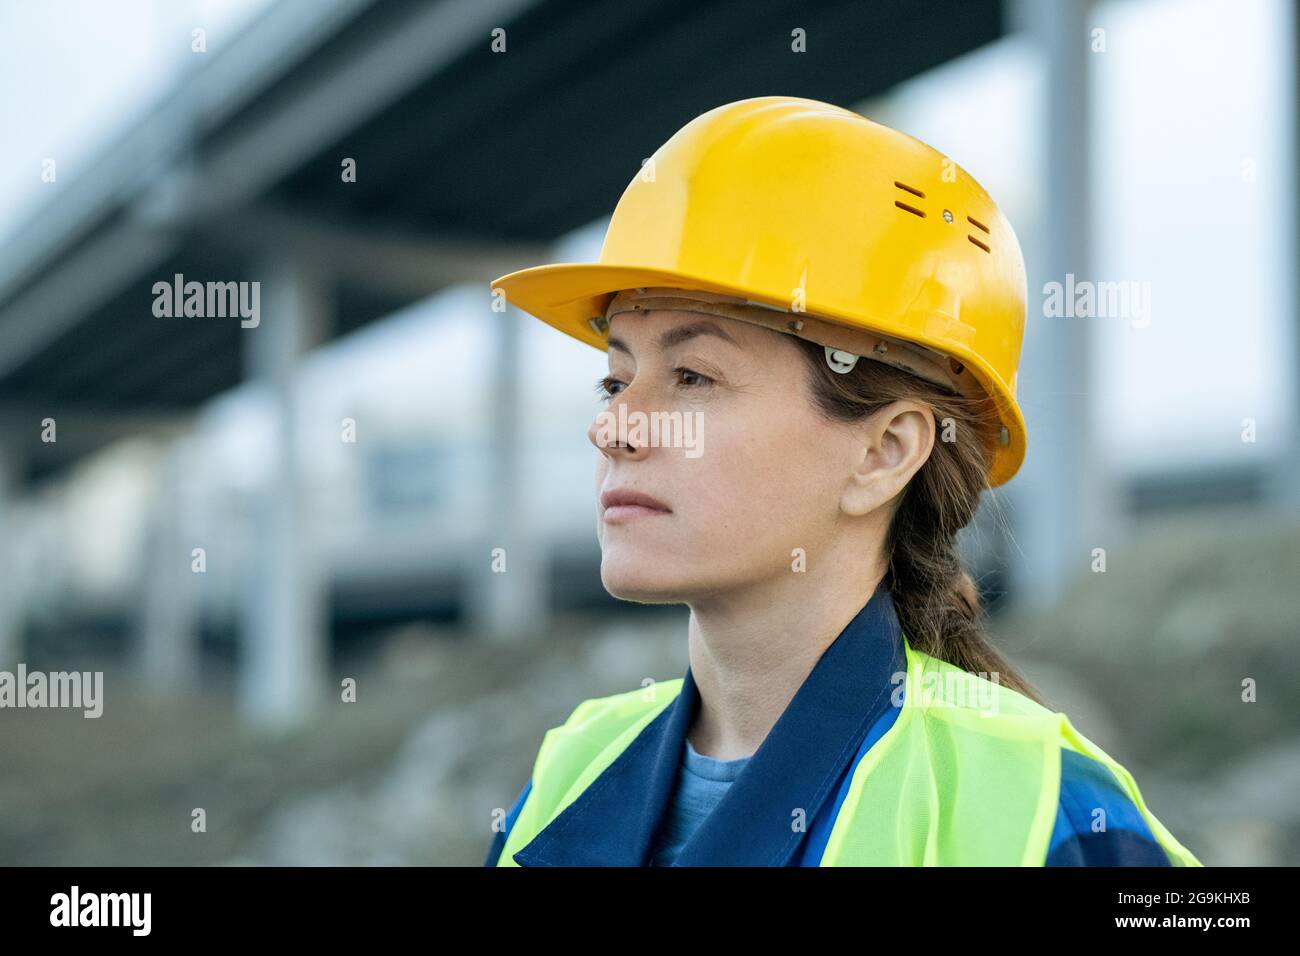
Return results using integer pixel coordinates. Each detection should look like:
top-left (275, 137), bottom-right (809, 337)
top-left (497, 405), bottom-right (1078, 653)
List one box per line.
top-left (587, 303), bottom-right (877, 604)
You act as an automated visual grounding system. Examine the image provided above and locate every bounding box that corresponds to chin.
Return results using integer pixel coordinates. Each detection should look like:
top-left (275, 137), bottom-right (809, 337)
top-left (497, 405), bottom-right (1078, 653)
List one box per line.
top-left (599, 556), bottom-right (689, 605)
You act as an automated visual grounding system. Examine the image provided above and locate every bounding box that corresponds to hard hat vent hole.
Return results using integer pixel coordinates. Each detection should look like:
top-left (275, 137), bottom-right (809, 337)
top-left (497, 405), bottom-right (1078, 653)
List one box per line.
top-left (967, 215), bottom-right (992, 253)
top-left (894, 200), bottom-right (925, 218)
top-left (894, 180), bottom-right (925, 199)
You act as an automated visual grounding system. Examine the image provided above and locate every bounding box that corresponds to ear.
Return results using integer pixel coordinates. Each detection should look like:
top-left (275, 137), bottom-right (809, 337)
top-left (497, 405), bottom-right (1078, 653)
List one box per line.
top-left (839, 400), bottom-right (936, 517)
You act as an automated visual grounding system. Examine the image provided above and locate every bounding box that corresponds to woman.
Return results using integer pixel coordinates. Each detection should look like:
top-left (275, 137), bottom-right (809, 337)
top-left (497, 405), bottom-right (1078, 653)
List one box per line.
top-left (483, 96), bottom-right (1202, 867)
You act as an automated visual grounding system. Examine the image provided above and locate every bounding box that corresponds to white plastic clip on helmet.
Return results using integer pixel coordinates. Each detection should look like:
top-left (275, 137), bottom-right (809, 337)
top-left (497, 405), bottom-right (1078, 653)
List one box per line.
top-left (825, 347), bottom-right (860, 374)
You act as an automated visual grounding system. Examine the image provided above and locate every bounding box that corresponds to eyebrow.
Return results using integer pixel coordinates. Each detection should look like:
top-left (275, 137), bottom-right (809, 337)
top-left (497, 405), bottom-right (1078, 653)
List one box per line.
top-left (607, 320), bottom-right (740, 356)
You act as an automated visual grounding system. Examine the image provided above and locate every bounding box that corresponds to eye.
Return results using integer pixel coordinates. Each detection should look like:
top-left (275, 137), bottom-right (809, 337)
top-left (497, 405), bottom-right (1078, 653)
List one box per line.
top-left (594, 375), bottom-right (624, 401)
top-left (675, 366), bottom-right (715, 389)
top-left (595, 367), bottom-right (715, 401)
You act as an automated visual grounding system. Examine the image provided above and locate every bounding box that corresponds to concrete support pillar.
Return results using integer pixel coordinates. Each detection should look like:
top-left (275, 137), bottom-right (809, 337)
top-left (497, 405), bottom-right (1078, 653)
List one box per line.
top-left (1267, 0), bottom-right (1300, 516)
top-left (239, 255), bottom-right (331, 728)
top-left (0, 442), bottom-right (23, 670)
top-left (1006, 0), bottom-right (1119, 611)
top-left (134, 435), bottom-right (201, 690)
top-left (466, 302), bottom-right (549, 642)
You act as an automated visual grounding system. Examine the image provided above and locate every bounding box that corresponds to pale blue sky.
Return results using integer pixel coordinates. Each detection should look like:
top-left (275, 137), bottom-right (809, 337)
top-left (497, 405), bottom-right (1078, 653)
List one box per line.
top-left (0, 0), bottom-right (270, 244)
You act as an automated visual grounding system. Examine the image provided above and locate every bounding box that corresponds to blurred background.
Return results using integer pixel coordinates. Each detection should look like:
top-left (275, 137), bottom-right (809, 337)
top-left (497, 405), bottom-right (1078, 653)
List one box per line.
top-left (0, 0), bottom-right (1295, 866)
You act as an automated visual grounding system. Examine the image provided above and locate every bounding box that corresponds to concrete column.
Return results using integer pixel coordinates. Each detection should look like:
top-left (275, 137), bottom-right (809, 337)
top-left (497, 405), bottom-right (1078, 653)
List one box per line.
top-left (1005, 0), bottom-right (1119, 611)
top-left (1267, 0), bottom-right (1300, 515)
top-left (0, 442), bottom-right (23, 669)
top-left (134, 435), bottom-right (201, 690)
top-left (239, 255), bottom-right (331, 728)
top-left (466, 301), bottom-right (549, 642)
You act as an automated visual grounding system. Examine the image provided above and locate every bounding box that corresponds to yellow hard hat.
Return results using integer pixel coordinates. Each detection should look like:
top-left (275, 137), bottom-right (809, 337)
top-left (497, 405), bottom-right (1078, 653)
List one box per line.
top-left (491, 95), bottom-right (1028, 486)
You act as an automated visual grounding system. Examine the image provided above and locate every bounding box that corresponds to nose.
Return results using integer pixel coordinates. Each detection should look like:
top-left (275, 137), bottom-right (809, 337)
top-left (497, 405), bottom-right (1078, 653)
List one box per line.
top-left (588, 396), bottom-right (651, 461)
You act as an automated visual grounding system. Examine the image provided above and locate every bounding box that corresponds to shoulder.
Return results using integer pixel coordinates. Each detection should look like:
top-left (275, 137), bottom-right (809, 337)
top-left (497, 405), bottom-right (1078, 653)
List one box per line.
top-left (484, 680), bottom-right (683, 866)
top-left (1046, 748), bottom-right (1171, 866)
top-left (906, 644), bottom-right (1055, 720)
top-left (907, 648), bottom-right (1176, 865)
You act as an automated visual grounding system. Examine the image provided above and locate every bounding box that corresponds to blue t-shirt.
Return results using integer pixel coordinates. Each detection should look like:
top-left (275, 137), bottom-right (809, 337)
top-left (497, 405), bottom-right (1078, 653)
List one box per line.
top-left (648, 738), bottom-right (751, 866)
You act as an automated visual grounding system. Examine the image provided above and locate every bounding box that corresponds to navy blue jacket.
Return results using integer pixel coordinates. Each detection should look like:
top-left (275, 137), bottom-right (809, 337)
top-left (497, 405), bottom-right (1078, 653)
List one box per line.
top-left (487, 582), bottom-right (1172, 866)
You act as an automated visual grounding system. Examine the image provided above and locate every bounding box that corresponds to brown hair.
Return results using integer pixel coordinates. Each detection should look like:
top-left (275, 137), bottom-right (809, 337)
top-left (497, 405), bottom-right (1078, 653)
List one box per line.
top-left (791, 336), bottom-right (1044, 705)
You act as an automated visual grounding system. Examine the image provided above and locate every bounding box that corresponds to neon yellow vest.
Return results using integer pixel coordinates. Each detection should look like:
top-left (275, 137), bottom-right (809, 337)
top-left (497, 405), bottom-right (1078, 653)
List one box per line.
top-left (497, 638), bottom-right (1203, 866)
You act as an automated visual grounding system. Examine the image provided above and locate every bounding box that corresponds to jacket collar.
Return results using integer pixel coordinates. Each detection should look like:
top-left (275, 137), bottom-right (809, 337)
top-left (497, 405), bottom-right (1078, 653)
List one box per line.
top-left (513, 579), bottom-right (906, 867)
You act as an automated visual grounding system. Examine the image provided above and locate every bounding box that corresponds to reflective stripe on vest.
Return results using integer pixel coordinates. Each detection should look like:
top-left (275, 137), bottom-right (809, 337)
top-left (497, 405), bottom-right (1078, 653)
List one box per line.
top-left (498, 638), bottom-right (1202, 867)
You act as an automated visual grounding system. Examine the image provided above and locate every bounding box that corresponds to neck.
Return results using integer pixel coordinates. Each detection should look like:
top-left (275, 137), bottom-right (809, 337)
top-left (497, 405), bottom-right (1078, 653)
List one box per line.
top-left (684, 549), bottom-right (887, 762)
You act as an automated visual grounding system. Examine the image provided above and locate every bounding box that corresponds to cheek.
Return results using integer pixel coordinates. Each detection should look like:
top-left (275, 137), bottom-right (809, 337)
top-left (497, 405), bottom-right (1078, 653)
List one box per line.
top-left (685, 402), bottom-right (842, 543)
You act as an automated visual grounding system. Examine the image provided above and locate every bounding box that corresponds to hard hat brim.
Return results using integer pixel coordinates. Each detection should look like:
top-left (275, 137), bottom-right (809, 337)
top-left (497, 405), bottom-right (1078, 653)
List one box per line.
top-left (491, 262), bottom-right (1026, 487)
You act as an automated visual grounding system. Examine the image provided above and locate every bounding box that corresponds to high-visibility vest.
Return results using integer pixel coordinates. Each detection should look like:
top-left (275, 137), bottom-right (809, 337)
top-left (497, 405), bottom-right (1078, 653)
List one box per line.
top-left (497, 635), bottom-right (1202, 866)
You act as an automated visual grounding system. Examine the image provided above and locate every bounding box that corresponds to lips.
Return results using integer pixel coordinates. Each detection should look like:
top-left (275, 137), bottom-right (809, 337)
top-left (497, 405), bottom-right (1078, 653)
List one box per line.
top-left (600, 487), bottom-right (671, 511)
top-left (600, 487), bottom-right (672, 523)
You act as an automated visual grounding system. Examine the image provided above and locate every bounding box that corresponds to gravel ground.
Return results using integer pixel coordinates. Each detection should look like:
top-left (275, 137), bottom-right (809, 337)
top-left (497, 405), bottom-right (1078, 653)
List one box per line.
top-left (0, 608), bottom-right (686, 866)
